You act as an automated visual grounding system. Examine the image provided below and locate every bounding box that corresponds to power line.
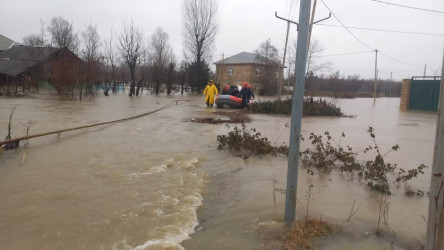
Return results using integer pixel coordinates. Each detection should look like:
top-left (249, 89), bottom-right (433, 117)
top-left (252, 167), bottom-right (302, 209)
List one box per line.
top-left (285, 0), bottom-right (290, 18)
top-left (371, 0), bottom-right (444, 14)
top-left (288, 0), bottom-right (296, 18)
top-left (313, 50), bottom-right (374, 57)
top-left (319, 0), bottom-right (424, 67)
top-left (315, 23), bottom-right (444, 36)
top-left (319, 0), bottom-right (374, 50)
top-left (291, 0), bottom-right (300, 20)
top-left (378, 51), bottom-right (423, 67)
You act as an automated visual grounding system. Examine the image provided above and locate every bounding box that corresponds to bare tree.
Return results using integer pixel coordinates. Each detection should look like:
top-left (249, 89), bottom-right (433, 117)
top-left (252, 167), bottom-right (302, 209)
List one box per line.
top-left (289, 38), bottom-right (331, 78)
top-left (118, 20), bottom-right (145, 96)
top-left (80, 22), bottom-right (101, 99)
top-left (47, 16), bottom-right (80, 53)
top-left (182, 0), bottom-right (218, 91)
top-left (255, 39), bottom-right (279, 62)
top-left (167, 59), bottom-right (176, 95)
top-left (255, 39), bottom-right (280, 95)
top-left (103, 29), bottom-right (118, 93)
top-left (149, 27), bottom-right (174, 95)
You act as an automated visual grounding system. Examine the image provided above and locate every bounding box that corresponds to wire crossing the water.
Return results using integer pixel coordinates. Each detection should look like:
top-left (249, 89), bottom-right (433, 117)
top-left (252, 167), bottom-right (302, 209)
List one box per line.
top-left (0, 99), bottom-right (191, 148)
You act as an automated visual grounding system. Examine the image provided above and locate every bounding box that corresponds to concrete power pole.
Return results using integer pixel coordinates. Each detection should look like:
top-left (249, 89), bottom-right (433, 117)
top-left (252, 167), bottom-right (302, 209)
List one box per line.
top-left (373, 49), bottom-right (378, 102)
top-left (425, 51), bottom-right (444, 250)
top-left (275, 12), bottom-right (298, 100)
top-left (284, 0), bottom-right (311, 226)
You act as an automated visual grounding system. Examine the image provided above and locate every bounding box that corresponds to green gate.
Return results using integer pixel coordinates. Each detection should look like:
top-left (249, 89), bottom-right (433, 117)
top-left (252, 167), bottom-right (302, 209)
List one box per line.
top-left (409, 78), bottom-right (441, 111)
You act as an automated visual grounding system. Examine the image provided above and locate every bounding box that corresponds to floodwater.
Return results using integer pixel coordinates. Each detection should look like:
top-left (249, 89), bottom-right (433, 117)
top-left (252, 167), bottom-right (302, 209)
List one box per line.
top-left (0, 94), bottom-right (437, 249)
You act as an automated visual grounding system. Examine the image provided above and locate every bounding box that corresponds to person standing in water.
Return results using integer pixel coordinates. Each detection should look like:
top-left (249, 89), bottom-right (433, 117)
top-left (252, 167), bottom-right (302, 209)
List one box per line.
top-left (203, 80), bottom-right (218, 107)
top-left (238, 82), bottom-right (253, 109)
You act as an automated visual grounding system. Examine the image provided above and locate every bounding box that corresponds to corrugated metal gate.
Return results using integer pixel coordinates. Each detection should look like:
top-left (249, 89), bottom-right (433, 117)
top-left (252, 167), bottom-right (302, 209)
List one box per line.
top-left (409, 77), bottom-right (441, 111)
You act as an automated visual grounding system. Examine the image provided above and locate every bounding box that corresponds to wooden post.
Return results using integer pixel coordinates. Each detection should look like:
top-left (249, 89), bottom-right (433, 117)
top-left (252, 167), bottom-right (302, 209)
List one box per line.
top-left (426, 51), bottom-right (444, 250)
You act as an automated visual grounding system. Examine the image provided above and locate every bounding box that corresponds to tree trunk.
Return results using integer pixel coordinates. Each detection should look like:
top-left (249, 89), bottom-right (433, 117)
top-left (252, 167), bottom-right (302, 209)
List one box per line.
top-left (155, 80), bottom-right (160, 96)
top-left (129, 66), bottom-right (136, 96)
top-left (136, 81), bottom-right (141, 96)
top-left (181, 72), bottom-right (185, 95)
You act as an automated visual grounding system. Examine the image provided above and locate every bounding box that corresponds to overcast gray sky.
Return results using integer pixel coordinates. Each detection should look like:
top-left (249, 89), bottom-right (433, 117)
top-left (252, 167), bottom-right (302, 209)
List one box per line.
top-left (0, 0), bottom-right (443, 80)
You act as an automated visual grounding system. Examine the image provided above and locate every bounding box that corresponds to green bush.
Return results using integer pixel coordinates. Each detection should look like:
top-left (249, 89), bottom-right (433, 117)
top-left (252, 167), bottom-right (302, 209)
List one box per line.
top-left (251, 97), bottom-right (345, 116)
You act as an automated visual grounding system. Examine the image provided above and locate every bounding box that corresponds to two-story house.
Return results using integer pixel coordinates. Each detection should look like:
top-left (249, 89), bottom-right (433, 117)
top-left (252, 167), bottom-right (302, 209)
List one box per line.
top-left (214, 51), bottom-right (283, 95)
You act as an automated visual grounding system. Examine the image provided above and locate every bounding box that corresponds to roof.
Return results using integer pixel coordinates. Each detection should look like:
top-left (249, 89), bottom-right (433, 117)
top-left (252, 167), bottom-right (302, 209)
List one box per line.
top-left (0, 34), bottom-right (20, 51)
top-left (0, 60), bottom-right (34, 77)
top-left (214, 52), bottom-right (258, 64)
top-left (0, 46), bottom-right (58, 61)
top-left (214, 51), bottom-right (281, 66)
top-left (0, 46), bottom-right (61, 77)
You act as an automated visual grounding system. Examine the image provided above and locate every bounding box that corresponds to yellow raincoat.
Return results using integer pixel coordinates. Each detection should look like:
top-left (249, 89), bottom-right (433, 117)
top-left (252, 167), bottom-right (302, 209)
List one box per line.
top-left (203, 84), bottom-right (218, 104)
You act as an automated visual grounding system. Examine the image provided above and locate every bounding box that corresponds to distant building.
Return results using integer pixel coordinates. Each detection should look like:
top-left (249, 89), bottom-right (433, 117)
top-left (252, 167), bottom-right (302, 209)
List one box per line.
top-left (0, 34), bottom-right (20, 52)
top-left (0, 45), bottom-right (83, 95)
top-left (214, 51), bottom-right (283, 95)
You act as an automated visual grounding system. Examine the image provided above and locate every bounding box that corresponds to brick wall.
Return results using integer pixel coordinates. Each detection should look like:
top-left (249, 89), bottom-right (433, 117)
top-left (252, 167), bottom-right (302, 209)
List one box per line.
top-left (400, 79), bottom-right (411, 110)
top-left (215, 63), bottom-right (282, 93)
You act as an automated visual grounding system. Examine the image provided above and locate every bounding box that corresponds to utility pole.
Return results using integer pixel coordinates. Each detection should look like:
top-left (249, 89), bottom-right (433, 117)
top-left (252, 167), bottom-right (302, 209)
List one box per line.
top-left (390, 71), bottom-right (392, 98)
top-left (287, 61), bottom-right (291, 96)
top-left (425, 51), bottom-right (444, 250)
top-left (284, 0), bottom-right (311, 226)
top-left (424, 64), bottom-right (427, 78)
top-left (373, 49), bottom-right (378, 102)
top-left (307, 0), bottom-right (318, 53)
top-left (307, 0), bottom-right (317, 51)
top-left (308, 2), bottom-right (330, 53)
top-left (275, 12), bottom-right (298, 100)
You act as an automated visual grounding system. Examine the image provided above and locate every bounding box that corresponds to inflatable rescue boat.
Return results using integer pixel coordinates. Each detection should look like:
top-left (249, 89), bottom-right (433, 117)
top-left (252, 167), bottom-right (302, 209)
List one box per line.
top-left (215, 95), bottom-right (243, 108)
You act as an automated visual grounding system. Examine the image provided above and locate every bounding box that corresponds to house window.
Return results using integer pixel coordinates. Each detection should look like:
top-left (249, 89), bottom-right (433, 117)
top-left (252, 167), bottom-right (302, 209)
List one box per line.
top-left (256, 68), bottom-right (261, 76)
top-left (275, 71), bottom-right (279, 78)
top-left (228, 68), bottom-right (233, 76)
top-left (255, 83), bottom-right (262, 89)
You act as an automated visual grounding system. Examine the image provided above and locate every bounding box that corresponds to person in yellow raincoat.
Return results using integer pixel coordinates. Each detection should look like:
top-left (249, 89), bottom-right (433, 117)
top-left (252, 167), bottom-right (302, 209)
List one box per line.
top-left (203, 80), bottom-right (218, 107)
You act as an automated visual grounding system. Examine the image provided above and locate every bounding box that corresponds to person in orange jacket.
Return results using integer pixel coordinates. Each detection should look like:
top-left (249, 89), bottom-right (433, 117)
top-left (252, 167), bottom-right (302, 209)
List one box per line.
top-left (203, 80), bottom-right (218, 107)
top-left (221, 84), bottom-right (230, 95)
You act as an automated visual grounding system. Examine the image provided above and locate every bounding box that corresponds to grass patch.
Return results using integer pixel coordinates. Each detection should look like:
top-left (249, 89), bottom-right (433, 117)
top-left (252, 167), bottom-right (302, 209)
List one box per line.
top-left (193, 111), bottom-right (251, 124)
top-left (251, 97), bottom-right (345, 117)
top-left (281, 218), bottom-right (333, 250)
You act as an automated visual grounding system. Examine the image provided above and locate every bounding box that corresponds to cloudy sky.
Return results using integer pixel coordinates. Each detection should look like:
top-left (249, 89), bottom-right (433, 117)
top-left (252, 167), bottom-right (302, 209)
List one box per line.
top-left (0, 0), bottom-right (443, 80)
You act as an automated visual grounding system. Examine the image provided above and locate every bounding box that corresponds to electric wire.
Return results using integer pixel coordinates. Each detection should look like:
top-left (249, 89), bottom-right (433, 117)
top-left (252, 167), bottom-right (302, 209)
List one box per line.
top-left (378, 51), bottom-right (423, 67)
top-left (315, 23), bottom-right (444, 36)
top-left (319, 0), bottom-right (424, 67)
top-left (371, 0), bottom-right (444, 14)
top-left (313, 50), bottom-right (374, 57)
top-left (319, 0), bottom-right (374, 50)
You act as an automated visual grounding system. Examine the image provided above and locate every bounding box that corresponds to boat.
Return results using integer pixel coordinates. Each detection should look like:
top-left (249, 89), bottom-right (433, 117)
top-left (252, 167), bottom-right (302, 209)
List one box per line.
top-left (215, 95), bottom-right (243, 108)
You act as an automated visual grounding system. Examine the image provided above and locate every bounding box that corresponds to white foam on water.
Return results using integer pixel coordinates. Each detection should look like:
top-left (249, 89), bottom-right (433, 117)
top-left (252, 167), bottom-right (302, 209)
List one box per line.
top-left (133, 223), bottom-right (198, 250)
top-left (130, 157), bottom-right (204, 250)
top-left (153, 209), bottom-right (164, 216)
top-left (150, 164), bottom-right (167, 173)
top-left (128, 172), bottom-right (152, 179)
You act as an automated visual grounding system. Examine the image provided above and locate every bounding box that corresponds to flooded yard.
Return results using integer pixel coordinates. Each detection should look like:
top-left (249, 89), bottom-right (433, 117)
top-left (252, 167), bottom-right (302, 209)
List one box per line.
top-left (0, 95), bottom-right (436, 249)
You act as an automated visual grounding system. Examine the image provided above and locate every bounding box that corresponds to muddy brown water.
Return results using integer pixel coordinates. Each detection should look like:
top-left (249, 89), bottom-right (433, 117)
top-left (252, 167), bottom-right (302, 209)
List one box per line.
top-left (0, 94), bottom-right (436, 249)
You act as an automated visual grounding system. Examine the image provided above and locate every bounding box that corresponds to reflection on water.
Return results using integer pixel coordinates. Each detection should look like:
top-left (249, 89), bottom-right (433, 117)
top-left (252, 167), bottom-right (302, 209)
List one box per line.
top-left (0, 95), bottom-right (437, 249)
